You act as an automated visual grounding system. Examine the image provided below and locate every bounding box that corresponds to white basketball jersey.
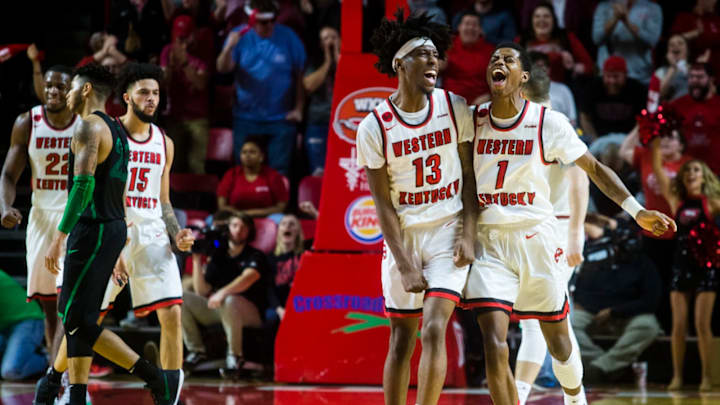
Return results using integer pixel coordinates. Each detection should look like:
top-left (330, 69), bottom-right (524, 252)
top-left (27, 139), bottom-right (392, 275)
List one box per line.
top-left (122, 120), bottom-right (166, 224)
top-left (27, 105), bottom-right (81, 211)
top-left (473, 101), bottom-right (587, 225)
top-left (357, 89), bottom-right (472, 228)
top-left (548, 163), bottom-right (571, 217)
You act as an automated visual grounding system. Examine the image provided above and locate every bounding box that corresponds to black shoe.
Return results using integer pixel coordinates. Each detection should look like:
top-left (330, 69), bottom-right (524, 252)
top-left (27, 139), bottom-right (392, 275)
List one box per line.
top-left (144, 341), bottom-right (161, 367)
top-left (146, 369), bottom-right (184, 405)
top-left (182, 351), bottom-right (207, 372)
top-left (32, 373), bottom-right (61, 405)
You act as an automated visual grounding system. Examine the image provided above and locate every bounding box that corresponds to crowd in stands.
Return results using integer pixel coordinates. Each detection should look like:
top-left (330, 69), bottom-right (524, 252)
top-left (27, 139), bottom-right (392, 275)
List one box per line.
top-left (4, 0), bottom-right (720, 389)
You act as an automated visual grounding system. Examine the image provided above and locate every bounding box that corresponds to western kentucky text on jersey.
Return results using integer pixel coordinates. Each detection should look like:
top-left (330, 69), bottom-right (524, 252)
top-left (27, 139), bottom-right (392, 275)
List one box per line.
top-left (129, 150), bottom-right (163, 165)
top-left (35, 137), bottom-right (71, 149)
top-left (125, 196), bottom-right (159, 209)
top-left (400, 178), bottom-right (460, 205)
top-left (391, 128), bottom-right (452, 157)
top-left (35, 179), bottom-right (68, 191)
top-left (477, 191), bottom-right (536, 207)
top-left (476, 139), bottom-right (534, 155)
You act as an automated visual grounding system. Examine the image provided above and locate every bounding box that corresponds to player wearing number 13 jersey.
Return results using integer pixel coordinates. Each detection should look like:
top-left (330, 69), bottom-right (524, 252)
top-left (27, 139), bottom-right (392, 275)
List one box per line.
top-left (0, 65), bottom-right (78, 356)
top-left (357, 11), bottom-right (478, 405)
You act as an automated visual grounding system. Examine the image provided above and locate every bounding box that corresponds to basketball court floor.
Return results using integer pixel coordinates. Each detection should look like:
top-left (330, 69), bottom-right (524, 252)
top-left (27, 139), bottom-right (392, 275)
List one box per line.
top-left (1, 379), bottom-right (718, 405)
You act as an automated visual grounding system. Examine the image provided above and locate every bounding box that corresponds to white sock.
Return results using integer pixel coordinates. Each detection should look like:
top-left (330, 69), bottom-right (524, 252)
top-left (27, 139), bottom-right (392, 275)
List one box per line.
top-left (516, 380), bottom-right (532, 405)
top-left (563, 385), bottom-right (586, 405)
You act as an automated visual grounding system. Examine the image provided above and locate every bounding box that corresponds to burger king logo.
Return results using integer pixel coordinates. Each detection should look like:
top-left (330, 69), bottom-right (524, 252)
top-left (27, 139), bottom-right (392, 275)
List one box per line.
top-left (332, 87), bottom-right (395, 144)
top-left (345, 196), bottom-right (382, 244)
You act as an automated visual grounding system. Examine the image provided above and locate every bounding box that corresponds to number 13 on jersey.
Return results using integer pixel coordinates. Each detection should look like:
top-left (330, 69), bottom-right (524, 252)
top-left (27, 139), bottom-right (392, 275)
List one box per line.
top-left (412, 154), bottom-right (442, 187)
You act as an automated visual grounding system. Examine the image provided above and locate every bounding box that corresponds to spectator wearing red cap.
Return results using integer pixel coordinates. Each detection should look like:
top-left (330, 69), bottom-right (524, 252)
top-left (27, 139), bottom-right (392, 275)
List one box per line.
top-left (160, 15), bottom-right (210, 173)
top-left (441, 10), bottom-right (495, 105)
top-left (670, 63), bottom-right (720, 175)
top-left (592, 0), bottom-right (662, 85)
top-left (579, 55), bottom-right (647, 140)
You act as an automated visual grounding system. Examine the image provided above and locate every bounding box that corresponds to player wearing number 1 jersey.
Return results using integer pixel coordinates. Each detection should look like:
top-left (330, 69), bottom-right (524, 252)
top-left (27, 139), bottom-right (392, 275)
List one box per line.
top-left (0, 65), bottom-right (78, 358)
top-left (357, 11), bottom-right (477, 405)
top-left (464, 43), bottom-right (676, 405)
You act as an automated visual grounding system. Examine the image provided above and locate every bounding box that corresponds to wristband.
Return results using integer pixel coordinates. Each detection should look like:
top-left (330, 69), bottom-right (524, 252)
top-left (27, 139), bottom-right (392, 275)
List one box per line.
top-left (621, 196), bottom-right (644, 219)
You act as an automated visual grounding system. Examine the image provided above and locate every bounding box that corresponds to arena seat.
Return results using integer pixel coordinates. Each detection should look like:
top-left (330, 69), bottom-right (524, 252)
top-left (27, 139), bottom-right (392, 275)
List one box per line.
top-left (205, 127), bottom-right (234, 177)
top-left (251, 217), bottom-right (278, 254)
top-left (298, 175), bottom-right (322, 210)
top-left (170, 173), bottom-right (219, 212)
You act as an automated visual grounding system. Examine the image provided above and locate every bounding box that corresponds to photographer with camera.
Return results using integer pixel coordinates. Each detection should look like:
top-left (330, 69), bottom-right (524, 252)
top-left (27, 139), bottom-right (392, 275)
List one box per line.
top-left (181, 211), bottom-right (269, 378)
top-left (572, 222), bottom-right (662, 384)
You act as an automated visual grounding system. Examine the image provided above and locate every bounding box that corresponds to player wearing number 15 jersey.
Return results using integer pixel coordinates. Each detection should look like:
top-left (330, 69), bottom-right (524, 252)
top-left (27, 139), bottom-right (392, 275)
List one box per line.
top-left (0, 65), bottom-right (78, 357)
top-left (356, 11), bottom-right (477, 405)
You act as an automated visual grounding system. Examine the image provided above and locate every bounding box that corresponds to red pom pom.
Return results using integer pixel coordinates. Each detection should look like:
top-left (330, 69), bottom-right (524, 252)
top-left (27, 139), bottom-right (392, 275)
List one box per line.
top-left (689, 221), bottom-right (720, 270)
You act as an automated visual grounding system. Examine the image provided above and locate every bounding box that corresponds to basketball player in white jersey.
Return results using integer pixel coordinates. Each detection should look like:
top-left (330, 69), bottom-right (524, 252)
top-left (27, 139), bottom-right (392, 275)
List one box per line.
top-left (464, 43), bottom-right (675, 405)
top-left (0, 65), bottom-right (78, 358)
top-left (99, 62), bottom-right (194, 372)
top-left (513, 67), bottom-right (589, 405)
top-left (357, 11), bottom-right (477, 405)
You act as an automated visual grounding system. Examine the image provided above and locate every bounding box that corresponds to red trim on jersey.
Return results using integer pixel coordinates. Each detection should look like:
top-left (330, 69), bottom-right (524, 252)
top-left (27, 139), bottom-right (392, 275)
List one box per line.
top-left (386, 93), bottom-right (434, 129)
top-left (134, 297), bottom-right (183, 317)
top-left (512, 297), bottom-right (570, 322)
top-left (443, 90), bottom-right (459, 136)
top-left (384, 308), bottom-right (423, 318)
top-left (117, 117), bottom-right (154, 144)
top-left (41, 105), bottom-right (77, 132)
top-left (26, 292), bottom-right (58, 303)
top-left (100, 303), bottom-right (115, 317)
top-left (372, 110), bottom-right (388, 162)
top-left (489, 100), bottom-right (528, 132)
top-left (425, 288), bottom-right (461, 304)
top-left (462, 299), bottom-right (513, 313)
top-left (537, 106), bottom-right (556, 166)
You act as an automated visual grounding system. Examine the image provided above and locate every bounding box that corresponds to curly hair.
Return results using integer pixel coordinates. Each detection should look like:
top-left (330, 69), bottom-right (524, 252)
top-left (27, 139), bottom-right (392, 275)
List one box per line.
top-left (116, 62), bottom-right (164, 95)
top-left (672, 160), bottom-right (720, 200)
top-left (369, 9), bottom-right (452, 77)
top-left (74, 63), bottom-right (116, 99)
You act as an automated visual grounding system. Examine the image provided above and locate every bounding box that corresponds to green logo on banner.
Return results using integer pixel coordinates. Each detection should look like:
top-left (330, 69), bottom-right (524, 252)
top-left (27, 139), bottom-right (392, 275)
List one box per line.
top-left (333, 312), bottom-right (420, 338)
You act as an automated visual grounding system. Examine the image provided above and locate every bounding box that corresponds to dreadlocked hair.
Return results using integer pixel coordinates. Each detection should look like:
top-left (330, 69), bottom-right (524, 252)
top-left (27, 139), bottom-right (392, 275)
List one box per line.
top-left (370, 9), bottom-right (452, 77)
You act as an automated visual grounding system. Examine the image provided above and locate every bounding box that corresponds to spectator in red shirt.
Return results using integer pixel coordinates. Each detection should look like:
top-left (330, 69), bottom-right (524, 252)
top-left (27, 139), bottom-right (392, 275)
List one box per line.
top-left (671, 0), bottom-right (720, 83)
top-left (160, 15), bottom-right (210, 174)
top-left (517, 1), bottom-right (594, 84)
top-left (217, 136), bottom-right (289, 220)
top-left (670, 63), bottom-right (720, 175)
top-left (440, 11), bottom-right (494, 105)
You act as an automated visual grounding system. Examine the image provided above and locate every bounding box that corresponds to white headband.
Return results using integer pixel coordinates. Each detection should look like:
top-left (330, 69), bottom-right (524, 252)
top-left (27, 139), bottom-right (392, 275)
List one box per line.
top-left (244, 4), bottom-right (276, 20)
top-left (392, 37), bottom-right (436, 72)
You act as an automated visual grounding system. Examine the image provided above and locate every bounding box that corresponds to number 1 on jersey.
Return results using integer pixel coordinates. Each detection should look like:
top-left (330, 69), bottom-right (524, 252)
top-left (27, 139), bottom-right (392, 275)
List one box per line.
top-left (495, 160), bottom-right (508, 189)
top-left (412, 154), bottom-right (442, 187)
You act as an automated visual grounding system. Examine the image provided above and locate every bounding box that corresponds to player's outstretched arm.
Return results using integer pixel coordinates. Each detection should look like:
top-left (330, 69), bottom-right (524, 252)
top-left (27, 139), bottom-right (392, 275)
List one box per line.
top-left (0, 113), bottom-right (31, 228)
top-left (159, 135), bottom-right (194, 251)
top-left (649, 137), bottom-right (680, 214)
top-left (566, 165), bottom-right (589, 267)
top-left (365, 166), bottom-right (427, 293)
top-left (574, 151), bottom-right (676, 237)
top-left (454, 142), bottom-right (477, 267)
top-left (46, 118), bottom-right (107, 275)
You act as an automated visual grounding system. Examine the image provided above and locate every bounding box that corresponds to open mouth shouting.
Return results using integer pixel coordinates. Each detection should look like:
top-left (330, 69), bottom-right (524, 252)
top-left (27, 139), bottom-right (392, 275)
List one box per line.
top-left (492, 69), bottom-right (507, 88)
top-left (424, 70), bottom-right (437, 86)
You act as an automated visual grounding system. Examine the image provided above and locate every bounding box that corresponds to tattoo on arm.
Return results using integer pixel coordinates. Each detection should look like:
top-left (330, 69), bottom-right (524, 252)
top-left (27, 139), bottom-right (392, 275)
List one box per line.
top-left (73, 119), bottom-right (100, 176)
top-left (161, 202), bottom-right (181, 241)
